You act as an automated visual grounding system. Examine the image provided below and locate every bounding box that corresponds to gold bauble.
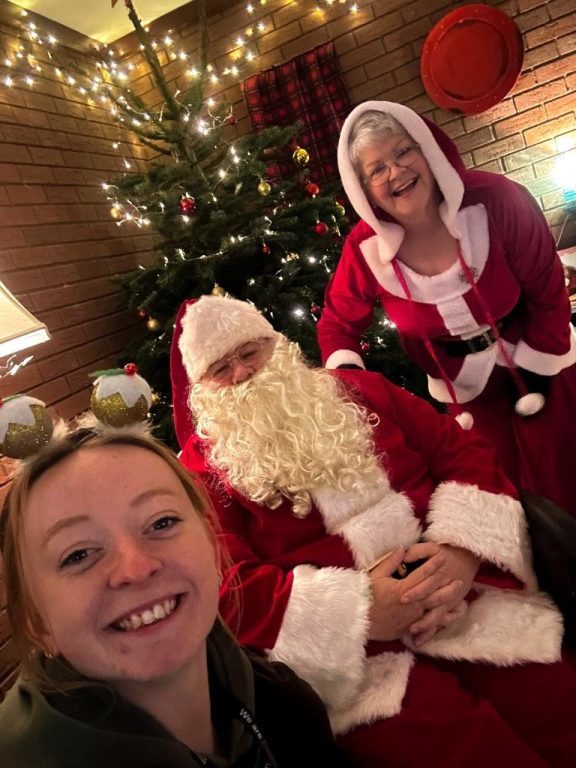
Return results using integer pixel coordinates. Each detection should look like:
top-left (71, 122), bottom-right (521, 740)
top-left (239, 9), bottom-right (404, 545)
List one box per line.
top-left (258, 180), bottom-right (271, 196)
top-left (110, 205), bottom-right (122, 220)
top-left (90, 392), bottom-right (150, 427)
top-left (147, 317), bottom-right (160, 332)
top-left (211, 283), bottom-right (226, 297)
top-left (335, 203), bottom-right (346, 217)
top-left (292, 147), bottom-right (309, 166)
top-left (0, 405), bottom-right (53, 459)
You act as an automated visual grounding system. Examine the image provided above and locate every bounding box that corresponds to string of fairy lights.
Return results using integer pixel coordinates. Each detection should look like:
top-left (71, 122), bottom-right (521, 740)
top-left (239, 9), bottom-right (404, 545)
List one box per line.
top-left (2, 2), bottom-right (360, 95)
top-left (0, 2), bottom-right (365, 220)
top-left (0, 1), bottom-right (371, 328)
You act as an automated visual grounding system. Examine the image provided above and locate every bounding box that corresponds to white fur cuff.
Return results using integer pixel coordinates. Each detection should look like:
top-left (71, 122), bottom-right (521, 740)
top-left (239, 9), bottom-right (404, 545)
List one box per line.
top-left (513, 328), bottom-right (576, 376)
top-left (267, 564), bottom-right (371, 710)
top-left (325, 349), bottom-right (365, 370)
top-left (424, 481), bottom-right (535, 588)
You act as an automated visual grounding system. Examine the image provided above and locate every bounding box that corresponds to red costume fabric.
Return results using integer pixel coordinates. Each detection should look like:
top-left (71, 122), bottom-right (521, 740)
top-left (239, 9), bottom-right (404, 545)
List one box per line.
top-left (176, 369), bottom-right (575, 766)
top-left (317, 101), bottom-right (576, 514)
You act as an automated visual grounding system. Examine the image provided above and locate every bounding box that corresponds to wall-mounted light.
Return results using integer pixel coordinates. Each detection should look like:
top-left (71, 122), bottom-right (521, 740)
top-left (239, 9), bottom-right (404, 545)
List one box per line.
top-left (0, 281), bottom-right (50, 377)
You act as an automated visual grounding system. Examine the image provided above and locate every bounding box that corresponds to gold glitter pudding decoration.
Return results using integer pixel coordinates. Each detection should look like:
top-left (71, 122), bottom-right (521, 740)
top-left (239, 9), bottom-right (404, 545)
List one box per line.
top-left (0, 395), bottom-right (54, 459)
top-left (90, 363), bottom-right (153, 427)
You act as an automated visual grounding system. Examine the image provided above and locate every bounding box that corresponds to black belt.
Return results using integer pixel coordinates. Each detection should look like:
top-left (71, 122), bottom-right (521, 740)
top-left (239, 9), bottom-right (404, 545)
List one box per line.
top-left (439, 326), bottom-right (502, 357)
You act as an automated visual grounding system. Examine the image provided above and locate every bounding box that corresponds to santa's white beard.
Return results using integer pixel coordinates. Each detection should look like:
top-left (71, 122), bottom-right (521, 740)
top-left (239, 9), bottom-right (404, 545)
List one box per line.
top-left (189, 339), bottom-right (382, 517)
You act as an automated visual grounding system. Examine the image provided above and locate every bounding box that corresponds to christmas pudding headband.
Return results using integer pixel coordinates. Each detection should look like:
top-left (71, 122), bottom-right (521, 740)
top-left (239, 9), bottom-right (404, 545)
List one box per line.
top-left (0, 363), bottom-right (153, 461)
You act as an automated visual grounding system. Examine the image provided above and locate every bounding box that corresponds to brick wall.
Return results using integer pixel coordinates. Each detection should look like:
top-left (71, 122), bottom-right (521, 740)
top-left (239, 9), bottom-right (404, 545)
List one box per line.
top-left (0, 2), bottom-right (155, 423)
top-left (0, 0), bottom-right (574, 697)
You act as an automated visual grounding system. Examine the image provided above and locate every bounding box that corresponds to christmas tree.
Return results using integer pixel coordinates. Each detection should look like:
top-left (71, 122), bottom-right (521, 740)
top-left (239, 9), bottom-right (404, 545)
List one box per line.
top-left (108, 0), bottom-right (427, 443)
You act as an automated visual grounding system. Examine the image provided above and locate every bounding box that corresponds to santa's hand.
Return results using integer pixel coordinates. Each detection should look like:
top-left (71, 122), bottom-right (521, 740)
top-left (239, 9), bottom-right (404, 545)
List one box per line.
top-left (367, 548), bottom-right (426, 642)
top-left (409, 600), bottom-right (468, 646)
top-left (398, 542), bottom-right (480, 608)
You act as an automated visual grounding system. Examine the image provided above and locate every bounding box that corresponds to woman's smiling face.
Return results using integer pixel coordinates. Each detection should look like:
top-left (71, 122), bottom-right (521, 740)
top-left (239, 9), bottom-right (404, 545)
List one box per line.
top-left (359, 132), bottom-right (439, 225)
top-left (21, 444), bottom-right (219, 688)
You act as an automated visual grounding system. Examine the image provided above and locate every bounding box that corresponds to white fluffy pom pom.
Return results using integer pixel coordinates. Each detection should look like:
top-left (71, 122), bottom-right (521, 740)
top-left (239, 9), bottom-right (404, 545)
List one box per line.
top-left (515, 392), bottom-right (545, 417)
top-left (455, 411), bottom-right (474, 430)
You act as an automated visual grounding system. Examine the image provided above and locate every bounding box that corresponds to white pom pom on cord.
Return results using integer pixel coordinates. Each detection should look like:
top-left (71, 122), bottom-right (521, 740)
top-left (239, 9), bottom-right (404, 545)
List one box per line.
top-left (515, 392), bottom-right (545, 417)
top-left (455, 411), bottom-right (474, 430)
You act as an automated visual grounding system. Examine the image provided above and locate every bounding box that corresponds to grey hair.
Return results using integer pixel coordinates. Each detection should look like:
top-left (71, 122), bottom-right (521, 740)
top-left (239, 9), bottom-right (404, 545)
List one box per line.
top-left (348, 110), bottom-right (411, 175)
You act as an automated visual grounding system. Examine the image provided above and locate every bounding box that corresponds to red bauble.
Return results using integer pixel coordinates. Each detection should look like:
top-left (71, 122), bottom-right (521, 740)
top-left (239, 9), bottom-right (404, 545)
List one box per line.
top-left (262, 243), bottom-right (271, 254)
top-left (305, 182), bottom-right (320, 197)
top-left (123, 362), bottom-right (138, 376)
top-left (314, 221), bottom-right (329, 235)
top-left (179, 195), bottom-right (197, 215)
top-left (229, 116), bottom-right (238, 125)
top-left (137, 308), bottom-right (147, 319)
top-left (311, 303), bottom-right (321, 315)
top-left (360, 341), bottom-right (371, 353)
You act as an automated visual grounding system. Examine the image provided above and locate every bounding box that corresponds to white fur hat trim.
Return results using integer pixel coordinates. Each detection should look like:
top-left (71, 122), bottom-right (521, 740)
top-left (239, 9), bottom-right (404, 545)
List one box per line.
top-left (178, 295), bottom-right (277, 383)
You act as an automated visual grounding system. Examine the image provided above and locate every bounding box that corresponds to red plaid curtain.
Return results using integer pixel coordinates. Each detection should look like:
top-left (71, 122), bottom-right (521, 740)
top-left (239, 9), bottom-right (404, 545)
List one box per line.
top-left (242, 42), bottom-right (350, 183)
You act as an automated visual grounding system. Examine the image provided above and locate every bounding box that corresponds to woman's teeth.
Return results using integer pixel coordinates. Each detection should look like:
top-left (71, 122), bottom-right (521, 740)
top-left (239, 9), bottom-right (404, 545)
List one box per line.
top-left (115, 598), bottom-right (177, 631)
top-left (393, 179), bottom-right (417, 196)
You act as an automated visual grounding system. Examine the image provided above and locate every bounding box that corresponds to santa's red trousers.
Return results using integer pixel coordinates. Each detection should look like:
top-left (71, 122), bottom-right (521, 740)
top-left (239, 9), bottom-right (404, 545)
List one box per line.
top-left (337, 653), bottom-right (576, 767)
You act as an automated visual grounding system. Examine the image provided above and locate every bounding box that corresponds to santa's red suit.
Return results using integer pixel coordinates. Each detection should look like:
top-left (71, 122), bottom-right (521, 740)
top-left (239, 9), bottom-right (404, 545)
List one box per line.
top-left (318, 101), bottom-right (576, 515)
top-left (178, 369), bottom-right (576, 767)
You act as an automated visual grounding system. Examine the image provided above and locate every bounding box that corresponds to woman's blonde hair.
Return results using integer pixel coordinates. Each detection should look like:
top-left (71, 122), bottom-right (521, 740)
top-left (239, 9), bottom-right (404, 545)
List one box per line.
top-left (0, 426), bottom-right (220, 690)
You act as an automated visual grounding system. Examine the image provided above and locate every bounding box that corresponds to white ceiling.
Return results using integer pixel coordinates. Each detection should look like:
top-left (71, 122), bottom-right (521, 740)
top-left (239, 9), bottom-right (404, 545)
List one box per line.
top-left (10, 0), bottom-right (193, 44)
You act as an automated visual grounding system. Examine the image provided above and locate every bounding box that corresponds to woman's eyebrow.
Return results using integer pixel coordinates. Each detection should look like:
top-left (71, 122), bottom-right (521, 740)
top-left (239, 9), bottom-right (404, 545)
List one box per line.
top-left (42, 515), bottom-right (90, 547)
top-left (129, 487), bottom-right (179, 508)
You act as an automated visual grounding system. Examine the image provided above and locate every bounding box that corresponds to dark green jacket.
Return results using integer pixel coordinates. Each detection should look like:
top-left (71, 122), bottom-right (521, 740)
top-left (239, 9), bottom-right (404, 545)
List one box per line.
top-left (0, 621), bottom-right (350, 767)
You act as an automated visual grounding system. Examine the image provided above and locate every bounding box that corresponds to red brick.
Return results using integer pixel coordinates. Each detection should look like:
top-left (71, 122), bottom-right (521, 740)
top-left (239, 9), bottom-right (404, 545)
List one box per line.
top-left (455, 127), bottom-right (494, 154)
top-left (548, 0), bottom-right (575, 18)
top-left (0, 144), bottom-right (32, 163)
top-left (558, 32), bottom-right (576, 56)
top-left (493, 105), bottom-right (547, 140)
top-left (519, 0), bottom-right (548, 10)
top-left (393, 60), bottom-right (421, 87)
top-left (0, 125), bottom-right (40, 146)
top-left (28, 147), bottom-right (65, 166)
top-left (54, 388), bottom-right (91, 421)
top-left (472, 134), bottom-right (526, 166)
top-left (535, 52), bottom-right (576, 84)
top-left (463, 99), bottom-right (516, 132)
top-left (514, 79), bottom-right (568, 112)
top-left (523, 42), bottom-right (560, 71)
top-left (477, 160), bottom-right (504, 174)
top-left (7, 186), bottom-right (48, 205)
top-left (32, 377), bottom-right (73, 405)
top-left (526, 15), bottom-right (574, 48)
top-left (384, 16), bottom-right (429, 52)
top-left (524, 113), bottom-right (576, 144)
top-left (0, 228), bottom-right (26, 248)
top-left (37, 350), bottom-right (80, 382)
top-left (0, 164), bottom-right (21, 183)
top-left (506, 166), bottom-right (537, 185)
top-left (23, 223), bottom-right (92, 247)
top-left (515, 5), bottom-right (550, 34)
top-left (19, 166), bottom-right (56, 184)
top-left (503, 140), bottom-right (557, 172)
top-left (545, 92), bottom-right (576, 120)
top-left (0, 203), bottom-right (37, 228)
